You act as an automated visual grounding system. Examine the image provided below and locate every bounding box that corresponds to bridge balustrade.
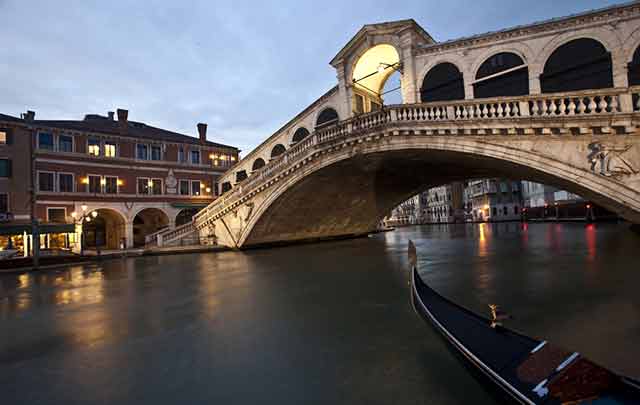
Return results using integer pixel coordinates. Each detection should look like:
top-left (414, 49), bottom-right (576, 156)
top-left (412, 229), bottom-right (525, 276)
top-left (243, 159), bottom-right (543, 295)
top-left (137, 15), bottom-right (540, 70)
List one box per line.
top-left (194, 87), bottom-right (639, 229)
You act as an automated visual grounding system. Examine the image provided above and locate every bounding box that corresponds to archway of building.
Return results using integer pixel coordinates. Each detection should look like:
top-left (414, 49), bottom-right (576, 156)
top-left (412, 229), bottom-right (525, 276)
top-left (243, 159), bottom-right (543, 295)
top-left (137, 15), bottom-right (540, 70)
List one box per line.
top-left (351, 44), bottom-right (402, 114)
top-left (176, 208), bottom-right (200, 227)
top-left (133, 208), bottom-right (170, 247)
top-left (474, 52), bottom-right (529, 98)
top-left (237, 146), bottom-right (639, 247)
top-left (629, 45), bottom-right (640, 86)
top-left (540, 38), bottom-right (613, 93)
top-left (82, 208), bottom-right (126, 250)
top-left (420, 62), bottom-right (465, 102)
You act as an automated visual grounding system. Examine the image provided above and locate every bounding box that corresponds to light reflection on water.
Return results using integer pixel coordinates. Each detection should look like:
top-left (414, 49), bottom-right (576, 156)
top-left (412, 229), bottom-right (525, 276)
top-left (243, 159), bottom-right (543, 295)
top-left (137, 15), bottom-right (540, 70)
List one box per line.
top-left (0, 222), bottom-right (638, 405)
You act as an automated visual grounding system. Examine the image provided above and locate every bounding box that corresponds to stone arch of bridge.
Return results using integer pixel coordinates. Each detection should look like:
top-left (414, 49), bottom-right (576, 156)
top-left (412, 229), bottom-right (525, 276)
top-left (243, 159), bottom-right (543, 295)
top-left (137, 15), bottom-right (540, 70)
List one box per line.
top-left (234, 136), bottom-right (640, 247)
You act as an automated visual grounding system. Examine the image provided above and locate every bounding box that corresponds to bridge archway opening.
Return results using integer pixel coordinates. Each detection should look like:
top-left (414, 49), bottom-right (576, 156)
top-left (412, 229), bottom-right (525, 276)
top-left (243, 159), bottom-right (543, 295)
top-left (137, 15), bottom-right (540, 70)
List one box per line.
top-left (315, 108), bottom-right (339, 129)
top-left (82, 208), bottom-right (126, 250)
top-left (238, 145), bottom-right (637, 248)
top-left (474, 52), bottom-right (529, 98)
top-left (541, 38), bottom-right (613, 93)
top-left (421, 62), bottom-right (465, 102)
top-left (133, 208), bottom-right (169, 247)
top-left (352, 44), bottom-right (402, 114)
top-left (271, 144), bottom-right (286, 159)
top-left (252, 158), bottom-right (266, 171)
top-left (291, 127), bottom-right (310, 145)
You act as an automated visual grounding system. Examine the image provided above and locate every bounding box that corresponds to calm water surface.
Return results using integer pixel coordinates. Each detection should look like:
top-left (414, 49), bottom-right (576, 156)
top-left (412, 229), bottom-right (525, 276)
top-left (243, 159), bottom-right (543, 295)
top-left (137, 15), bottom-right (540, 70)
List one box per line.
top-left (1, 222), bottom-right (639, 404)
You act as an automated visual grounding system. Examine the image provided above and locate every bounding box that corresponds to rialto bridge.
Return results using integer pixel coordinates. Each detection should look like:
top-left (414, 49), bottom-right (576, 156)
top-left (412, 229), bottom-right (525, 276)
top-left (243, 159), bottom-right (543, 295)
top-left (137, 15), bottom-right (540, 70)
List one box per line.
top-left (193, 2), bottom-right (640, 248)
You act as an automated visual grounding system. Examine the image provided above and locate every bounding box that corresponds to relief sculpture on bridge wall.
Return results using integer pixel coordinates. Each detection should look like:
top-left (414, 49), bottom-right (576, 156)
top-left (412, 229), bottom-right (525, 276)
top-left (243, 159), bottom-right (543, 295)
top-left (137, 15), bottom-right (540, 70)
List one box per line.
top-left (587, 142), bottom-right (638, 179)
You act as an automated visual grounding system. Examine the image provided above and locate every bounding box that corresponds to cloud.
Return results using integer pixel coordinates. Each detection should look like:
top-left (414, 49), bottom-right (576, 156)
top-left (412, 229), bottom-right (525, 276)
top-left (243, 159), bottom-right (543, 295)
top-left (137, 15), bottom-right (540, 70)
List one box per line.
top-left (0, 0), bottom-right (617, 154)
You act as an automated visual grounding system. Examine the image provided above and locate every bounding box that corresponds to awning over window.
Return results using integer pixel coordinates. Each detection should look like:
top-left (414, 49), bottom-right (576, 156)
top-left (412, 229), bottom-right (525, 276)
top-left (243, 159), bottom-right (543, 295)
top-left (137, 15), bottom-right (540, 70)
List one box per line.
top-left (0, 223), bottom-right (75, 236)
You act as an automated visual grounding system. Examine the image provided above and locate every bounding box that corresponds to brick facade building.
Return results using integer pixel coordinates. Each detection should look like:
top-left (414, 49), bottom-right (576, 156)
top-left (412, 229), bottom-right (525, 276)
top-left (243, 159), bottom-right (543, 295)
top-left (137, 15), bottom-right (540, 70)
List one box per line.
top-left (0, 109), bottom-right (238, 254)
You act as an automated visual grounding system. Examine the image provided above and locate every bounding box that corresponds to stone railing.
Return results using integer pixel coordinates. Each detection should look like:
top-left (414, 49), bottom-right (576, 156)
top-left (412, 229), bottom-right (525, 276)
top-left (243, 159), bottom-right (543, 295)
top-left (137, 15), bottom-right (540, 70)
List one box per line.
top-left (145, 221), bottom-right (196, 247)
top-left (194, 87), bottom-right (637, 228)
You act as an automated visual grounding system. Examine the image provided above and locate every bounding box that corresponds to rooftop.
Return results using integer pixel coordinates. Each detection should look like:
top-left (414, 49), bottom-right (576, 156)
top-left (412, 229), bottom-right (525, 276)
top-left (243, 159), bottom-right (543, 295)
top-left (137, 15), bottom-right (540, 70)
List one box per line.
top-left (2, 111), bottom-right (238, 150)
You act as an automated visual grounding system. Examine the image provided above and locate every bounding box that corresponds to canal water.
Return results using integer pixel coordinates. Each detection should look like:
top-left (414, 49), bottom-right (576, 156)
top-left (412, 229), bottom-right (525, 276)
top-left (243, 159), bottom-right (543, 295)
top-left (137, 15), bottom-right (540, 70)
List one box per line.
top-left (1, 223), bottom-right (639, 404)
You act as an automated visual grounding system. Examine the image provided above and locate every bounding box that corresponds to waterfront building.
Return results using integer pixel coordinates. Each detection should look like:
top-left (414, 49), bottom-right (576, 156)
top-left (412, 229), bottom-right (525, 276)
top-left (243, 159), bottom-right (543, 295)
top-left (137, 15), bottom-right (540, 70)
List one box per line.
top-left (386, 194), bottom-right (420, 226)
top-left (422, 182), bottom-right (464, 223)
top-left (0, 109), bottom-right (239, 254)
top-left (521, 181), bottom-right (561, 208)
top-left (464, 179), bottom-right (522, 222)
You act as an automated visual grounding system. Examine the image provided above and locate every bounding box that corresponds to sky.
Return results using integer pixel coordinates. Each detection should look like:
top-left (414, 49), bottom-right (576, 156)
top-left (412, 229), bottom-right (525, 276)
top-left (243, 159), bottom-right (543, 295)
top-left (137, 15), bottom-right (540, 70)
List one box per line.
top-left (0, 0), bottom-right (624, 154)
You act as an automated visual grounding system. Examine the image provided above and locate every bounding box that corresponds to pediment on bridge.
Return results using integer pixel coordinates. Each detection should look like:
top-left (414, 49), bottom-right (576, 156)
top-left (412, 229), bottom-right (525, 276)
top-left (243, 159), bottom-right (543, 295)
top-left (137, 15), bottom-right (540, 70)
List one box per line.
top-left (329, 19), bottom-right (435, 68)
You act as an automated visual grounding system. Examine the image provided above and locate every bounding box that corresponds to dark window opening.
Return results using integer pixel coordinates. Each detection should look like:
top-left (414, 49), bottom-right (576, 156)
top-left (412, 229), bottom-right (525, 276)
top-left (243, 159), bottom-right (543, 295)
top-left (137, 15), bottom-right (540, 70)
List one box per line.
top-left (541, 38), bottom-right (613, 93)
top-left (58, 135), bottom-right (73, 152)
top-left (628, 45), bottom-right (640, 86)
top-left (38, 132), bottom-right (54, 150)
top-left (421, 62), bottom-right (465, 102)
top-left (474, 52), bottom-right (528, 98)
top-left (315, 108), bottom-right (339, 129)
top-left (291, 127), bottom-right (310, 144)
top-left (89, 175), bottom-right (101, 193)
top-left (0, 159), bottom-right (11, 178)
top-left (48, 208), bottom-right (66, 223)
top-left (221, 182), bottom-right (232, 194)
top-left (252, 158), bottom-right (266, 171)
top-left (38, 172), bottom-right (54, 191)
top-left (270, 144), bottom-right (286, 158)
top-left (58, 173), bottom-right (73, 192)
top-left (236, 170), bottom-right (248, 182)
top-left (180, 180), bottom-right (190, 195)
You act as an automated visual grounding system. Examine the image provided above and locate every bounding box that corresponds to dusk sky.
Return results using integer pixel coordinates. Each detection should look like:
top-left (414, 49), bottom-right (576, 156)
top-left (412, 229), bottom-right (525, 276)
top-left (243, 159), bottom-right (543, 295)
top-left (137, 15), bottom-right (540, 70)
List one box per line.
top-left (0, 0), bottom-right (622, 154)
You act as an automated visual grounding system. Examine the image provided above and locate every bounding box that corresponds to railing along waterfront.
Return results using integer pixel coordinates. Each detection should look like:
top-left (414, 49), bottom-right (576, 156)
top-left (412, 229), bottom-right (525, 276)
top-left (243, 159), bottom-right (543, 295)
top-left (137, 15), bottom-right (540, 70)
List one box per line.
top-left (194, 87), bottom-right (637, 227)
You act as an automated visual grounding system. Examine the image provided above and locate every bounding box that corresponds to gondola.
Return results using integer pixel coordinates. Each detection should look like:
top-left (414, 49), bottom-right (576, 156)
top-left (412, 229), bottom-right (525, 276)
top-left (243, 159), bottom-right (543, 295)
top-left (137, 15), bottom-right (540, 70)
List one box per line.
top-left (408, 241), bottom-right (640, 404)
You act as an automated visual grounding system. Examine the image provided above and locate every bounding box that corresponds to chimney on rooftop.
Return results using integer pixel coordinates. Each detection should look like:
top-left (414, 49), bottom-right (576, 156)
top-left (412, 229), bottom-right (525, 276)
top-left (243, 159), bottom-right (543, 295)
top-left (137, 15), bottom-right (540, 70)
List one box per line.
top-left (197, 123), bottom-right (207, 144)
top-left (108, 111), bottom-right (115, 120)
top-left (23, 110), bottom-right (35, 121)
top-left (117, 109), bottom-right (128, 134)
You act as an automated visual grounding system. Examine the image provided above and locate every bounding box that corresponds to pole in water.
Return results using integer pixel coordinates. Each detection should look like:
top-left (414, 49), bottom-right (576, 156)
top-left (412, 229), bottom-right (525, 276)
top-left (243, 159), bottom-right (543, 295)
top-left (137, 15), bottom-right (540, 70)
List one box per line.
top-left (408, 240), bottom-right (417, 271)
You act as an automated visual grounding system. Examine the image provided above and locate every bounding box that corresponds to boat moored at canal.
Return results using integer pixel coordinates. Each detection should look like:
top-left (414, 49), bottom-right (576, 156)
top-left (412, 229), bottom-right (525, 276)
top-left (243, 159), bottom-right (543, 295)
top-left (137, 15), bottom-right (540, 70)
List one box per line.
top-left (409, 241), bottom-right (640, 404)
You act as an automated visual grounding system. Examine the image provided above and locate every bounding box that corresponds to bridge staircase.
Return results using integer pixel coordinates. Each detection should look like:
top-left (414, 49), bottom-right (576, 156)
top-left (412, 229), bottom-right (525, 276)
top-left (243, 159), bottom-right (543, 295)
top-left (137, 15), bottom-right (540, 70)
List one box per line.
top-left (144, 222), bottom-right (201, 248)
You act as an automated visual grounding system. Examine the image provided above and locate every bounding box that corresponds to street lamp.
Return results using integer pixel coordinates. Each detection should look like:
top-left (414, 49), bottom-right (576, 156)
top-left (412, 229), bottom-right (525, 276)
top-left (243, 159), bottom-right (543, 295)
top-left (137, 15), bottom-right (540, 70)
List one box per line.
top-left (71, 207), bottom-right (98, 256)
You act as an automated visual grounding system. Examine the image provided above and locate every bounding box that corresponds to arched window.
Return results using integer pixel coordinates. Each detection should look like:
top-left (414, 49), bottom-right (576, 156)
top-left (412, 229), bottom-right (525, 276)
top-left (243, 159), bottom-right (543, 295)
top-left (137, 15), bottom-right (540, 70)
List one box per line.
top-left (628, 45), bottom-right (640, 86)
top-left (315, 108), bottom-right (339, 129)
top-left (474, 52), bottom-right (528, 98)
top-left (291, 127), bottom-right (310, 144)
top-left (420, 62), bottom-right (465, 102)
top-left (235, 170), bottom-right (247, 183)
top-left (270, 144), bottom-right (286, 158)
top-left (252, 158), bottom-right (266, 171)
top-left (541, 38), bottom-right (613, 93)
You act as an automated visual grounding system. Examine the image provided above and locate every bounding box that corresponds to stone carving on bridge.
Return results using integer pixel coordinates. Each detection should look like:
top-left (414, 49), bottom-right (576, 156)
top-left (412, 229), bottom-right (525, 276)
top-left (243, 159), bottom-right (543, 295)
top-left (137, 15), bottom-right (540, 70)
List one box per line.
top-left (587, 142), bottom-right (638, 178)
